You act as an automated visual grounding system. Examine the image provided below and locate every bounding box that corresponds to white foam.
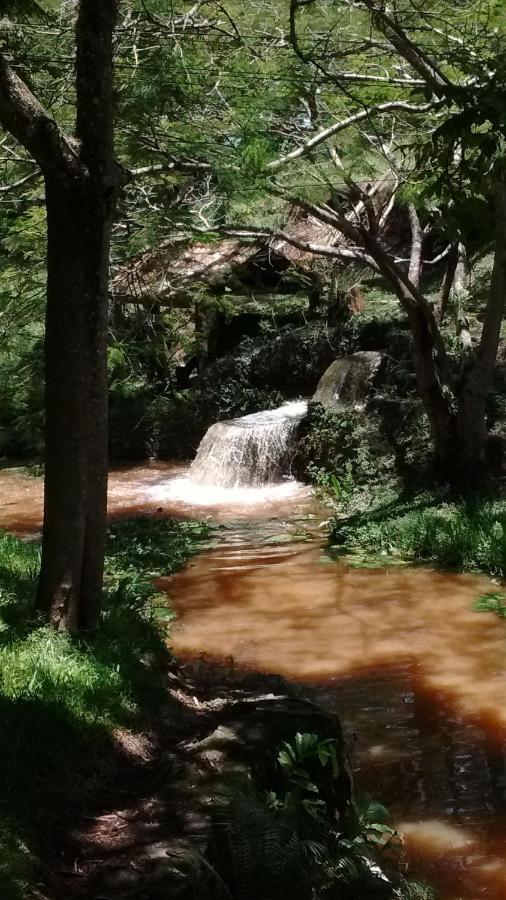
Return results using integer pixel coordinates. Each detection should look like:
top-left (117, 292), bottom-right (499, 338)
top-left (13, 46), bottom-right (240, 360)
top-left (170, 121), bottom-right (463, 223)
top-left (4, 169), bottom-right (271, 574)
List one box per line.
top-left (145, 475), bottom-right (308, 508)
top-left (189, 400), bottom-right (308, 489)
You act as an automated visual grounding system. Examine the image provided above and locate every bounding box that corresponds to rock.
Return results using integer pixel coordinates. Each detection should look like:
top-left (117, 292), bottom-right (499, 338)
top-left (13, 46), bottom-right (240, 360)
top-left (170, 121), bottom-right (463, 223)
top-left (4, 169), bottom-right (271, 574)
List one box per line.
top-left (313, 351), bottom-right (384, 410)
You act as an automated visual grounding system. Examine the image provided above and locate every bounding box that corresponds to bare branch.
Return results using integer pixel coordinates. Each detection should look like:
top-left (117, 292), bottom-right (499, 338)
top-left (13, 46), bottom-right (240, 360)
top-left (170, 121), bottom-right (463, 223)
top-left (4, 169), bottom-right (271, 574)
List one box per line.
top-left (337, 72), bottom-right (426, 87)
top-left (407, 203), bottom-right (422, 288)
top-left (130, 157), bottom-right (211, 179)
top-left (267, 101), bottom-right (440, 172)
top-left (195, 222), bottom-right (379, 267)
top-left (378, 182), bottom-right (398, 230)
top-left (0, 168), bottom-right (40, 193)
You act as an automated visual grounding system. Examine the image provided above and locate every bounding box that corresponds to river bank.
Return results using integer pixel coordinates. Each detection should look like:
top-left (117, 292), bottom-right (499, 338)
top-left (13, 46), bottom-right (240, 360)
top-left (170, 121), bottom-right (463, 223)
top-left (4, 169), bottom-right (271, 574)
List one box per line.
top-left (1, 464), bottom-right (506, 898)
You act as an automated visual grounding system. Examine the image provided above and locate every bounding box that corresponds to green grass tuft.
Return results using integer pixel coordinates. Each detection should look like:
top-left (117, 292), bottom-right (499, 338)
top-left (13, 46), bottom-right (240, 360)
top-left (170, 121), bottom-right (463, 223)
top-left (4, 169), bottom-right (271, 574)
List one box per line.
top-left (0, 517), bottom-right (210, 899)
top-left (331, 495), bottom-right (506, 576)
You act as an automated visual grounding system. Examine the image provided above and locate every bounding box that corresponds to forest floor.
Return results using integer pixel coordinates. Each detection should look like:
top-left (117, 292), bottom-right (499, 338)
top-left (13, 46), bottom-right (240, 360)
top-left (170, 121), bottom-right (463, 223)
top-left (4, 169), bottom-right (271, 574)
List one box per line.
top-left (39, 660), bottom-right (339, 900)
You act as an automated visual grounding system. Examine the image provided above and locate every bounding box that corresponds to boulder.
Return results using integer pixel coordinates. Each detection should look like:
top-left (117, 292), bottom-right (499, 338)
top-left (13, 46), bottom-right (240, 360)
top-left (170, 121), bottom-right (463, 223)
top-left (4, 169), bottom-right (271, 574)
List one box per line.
top-left (312, 350), bottom-right (384, 410)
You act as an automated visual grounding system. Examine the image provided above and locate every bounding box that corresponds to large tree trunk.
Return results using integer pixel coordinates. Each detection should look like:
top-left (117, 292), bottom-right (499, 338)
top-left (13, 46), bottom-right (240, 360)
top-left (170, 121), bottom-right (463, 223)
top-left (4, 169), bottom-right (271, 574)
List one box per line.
top-left (34, 0), bottom-right (120, 630)
top-left (36, 172), bottom-right (114, 629)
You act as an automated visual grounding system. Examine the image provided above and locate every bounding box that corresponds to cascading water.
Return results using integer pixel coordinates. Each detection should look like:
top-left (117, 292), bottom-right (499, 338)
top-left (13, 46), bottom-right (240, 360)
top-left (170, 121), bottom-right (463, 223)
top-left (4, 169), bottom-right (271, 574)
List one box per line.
top-left (148, 400), bottom-right (309, 508)
top-left (190, 401), bottom-right (307, 488)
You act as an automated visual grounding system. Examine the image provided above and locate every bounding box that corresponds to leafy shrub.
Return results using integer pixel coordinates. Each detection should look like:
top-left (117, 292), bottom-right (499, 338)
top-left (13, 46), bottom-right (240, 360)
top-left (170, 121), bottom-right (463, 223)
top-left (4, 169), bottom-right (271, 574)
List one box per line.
top-left (173, 731), bottom-right (435, 900)
top-left (295, 405), bottom-right (396, 488)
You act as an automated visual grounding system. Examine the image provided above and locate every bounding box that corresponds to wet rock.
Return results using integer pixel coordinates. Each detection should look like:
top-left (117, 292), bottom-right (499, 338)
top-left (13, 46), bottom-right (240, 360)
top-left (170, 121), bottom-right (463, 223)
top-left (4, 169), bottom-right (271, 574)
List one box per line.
top-left (313, 350), bottom-right (384, 410)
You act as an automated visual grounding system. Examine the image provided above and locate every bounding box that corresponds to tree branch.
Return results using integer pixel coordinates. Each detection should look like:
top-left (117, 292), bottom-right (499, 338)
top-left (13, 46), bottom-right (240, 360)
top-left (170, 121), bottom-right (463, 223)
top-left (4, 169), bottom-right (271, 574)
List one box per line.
top-left (0, 54), bottom-right (79, 174)
top-left (337, 72), bottom-right (426, 87)
top-left (266, 100), bottom-right (440, 172)
top-left (0, 168), bottom-right (40, 193)
top-left (215, 223), bottom-right (378, 267)
top-left (359, 0), bottom-right (455, 96)
top-left (436, 243), bottom-right (458, 325)
top-left (407, 202), bottom-right (422, 288)
top-left (130, 157), bottom-right (211, 179)
top-left (280, 190), bottom-right (449, 364)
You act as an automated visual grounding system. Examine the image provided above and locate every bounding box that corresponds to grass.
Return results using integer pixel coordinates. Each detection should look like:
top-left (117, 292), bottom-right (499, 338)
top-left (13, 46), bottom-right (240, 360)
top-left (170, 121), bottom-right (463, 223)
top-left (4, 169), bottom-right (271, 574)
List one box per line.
top-left (330, 493), bottom-right (506, 576)
top-left (0, 517), bottom-right (210, 899)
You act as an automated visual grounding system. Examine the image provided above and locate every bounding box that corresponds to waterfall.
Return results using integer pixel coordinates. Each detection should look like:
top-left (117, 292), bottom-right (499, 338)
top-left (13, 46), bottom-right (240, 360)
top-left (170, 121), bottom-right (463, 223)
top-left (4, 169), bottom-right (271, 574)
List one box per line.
top-left (145, 400), bottom-right (310, 509)
top-left (190, 401), bottom-right (307, 488)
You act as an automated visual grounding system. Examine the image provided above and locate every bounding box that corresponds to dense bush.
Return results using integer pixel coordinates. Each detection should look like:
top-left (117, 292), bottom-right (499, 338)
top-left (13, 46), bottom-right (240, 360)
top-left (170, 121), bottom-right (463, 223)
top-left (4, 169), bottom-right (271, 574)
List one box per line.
top-left (295, 404), bottom-right (396, 488)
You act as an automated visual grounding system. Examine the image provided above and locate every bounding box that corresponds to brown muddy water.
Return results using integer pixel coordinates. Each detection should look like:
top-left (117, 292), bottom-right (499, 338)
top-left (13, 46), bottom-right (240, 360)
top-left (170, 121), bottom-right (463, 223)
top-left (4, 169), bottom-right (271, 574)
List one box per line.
top-left (2, 462), bottom-right (506, 899)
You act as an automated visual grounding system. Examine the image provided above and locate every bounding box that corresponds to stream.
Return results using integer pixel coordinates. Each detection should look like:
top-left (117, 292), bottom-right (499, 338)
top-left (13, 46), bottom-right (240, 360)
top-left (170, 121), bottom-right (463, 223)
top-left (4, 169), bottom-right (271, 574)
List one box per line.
top-left (1, 460), bottom-right (506, 899)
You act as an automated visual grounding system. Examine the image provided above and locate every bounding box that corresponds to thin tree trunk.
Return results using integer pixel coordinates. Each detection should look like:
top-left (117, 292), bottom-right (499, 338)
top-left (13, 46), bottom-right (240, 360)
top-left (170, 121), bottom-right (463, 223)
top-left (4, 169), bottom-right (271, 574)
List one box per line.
top-left (359, 224), bottom-right (458, 470)
top-left (455, 183), bottom-right (506, 474)
top-left (406, 305), bottom-right (458, 470)
top-left (436, 243), bottom-right (458, 325)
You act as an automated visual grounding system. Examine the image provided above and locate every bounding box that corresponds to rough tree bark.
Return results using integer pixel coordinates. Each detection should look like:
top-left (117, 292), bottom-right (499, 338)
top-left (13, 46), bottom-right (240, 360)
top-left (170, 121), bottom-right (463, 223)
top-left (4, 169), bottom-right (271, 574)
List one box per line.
top-left (0, 0), bottom-right (123, 629)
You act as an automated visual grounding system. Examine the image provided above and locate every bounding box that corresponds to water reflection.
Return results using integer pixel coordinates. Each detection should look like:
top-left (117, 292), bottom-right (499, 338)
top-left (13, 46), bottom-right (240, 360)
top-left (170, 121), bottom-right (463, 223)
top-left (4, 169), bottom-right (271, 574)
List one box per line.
top-left (2, 464), bottom-right (506, 898)
top-left (163, 533), bottom-right (506, 899)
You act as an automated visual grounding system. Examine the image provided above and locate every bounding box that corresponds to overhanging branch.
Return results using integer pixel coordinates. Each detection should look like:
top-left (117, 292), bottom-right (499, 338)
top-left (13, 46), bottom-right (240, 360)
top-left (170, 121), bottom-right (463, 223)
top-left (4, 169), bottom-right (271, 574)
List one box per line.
top-left (130, 157), bottom-right (212, 179)
top-left (0, 54), bottom-right (80, 174)
top-left (215, 222), bottom-right (378, 267)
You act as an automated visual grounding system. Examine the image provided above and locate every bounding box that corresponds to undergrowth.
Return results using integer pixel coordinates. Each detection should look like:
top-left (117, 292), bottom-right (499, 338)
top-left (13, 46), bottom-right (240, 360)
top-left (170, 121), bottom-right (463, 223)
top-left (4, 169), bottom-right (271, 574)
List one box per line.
top-left (0, 518), bottom-right (210, 899)
top-left (171, 731), bottom-right (435, 900)
top-left (330, 494), bottom-right (506, 576)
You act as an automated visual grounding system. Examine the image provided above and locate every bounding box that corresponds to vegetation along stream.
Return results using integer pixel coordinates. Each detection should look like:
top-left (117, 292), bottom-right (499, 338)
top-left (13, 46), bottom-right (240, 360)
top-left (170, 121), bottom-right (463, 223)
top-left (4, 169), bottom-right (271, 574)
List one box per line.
top-left (2, 399), bottom-right (505, 899)
top-left (2, 3), bottom-right (506, 896)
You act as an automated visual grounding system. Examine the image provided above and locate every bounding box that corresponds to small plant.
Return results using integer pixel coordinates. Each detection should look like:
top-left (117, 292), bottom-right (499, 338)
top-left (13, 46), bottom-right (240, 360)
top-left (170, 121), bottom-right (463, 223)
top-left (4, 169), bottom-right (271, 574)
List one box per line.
top-left (473, 590), bottom-right (506, 617)
top-left (278, 732), bottom-right (340, 780)
top-left (277, 732), bottom-right (340, 815)
top-left (181, 731), bottom-right (436, 900)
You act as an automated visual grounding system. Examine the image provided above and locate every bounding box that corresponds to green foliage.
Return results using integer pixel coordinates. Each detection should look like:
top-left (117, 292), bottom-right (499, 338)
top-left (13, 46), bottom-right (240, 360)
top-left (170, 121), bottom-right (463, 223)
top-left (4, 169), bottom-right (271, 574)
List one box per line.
top-left (0, 331), bottom-right (44, 459)
top-left (278, 732), bottom-right (339, 777)
top-left (278, 732), bottom-right (340, 811)
top-left (0, 823), bottom-right (28, 900)
top-left (0, 517), bottom-right (209, 898)
top-left (331, 495), bottom-right (506, 576)
top-left (473, 590), bottom-right (506, 617)
top-left (297, 405), bottom-right (396, 489)
top-left (175, 741), bottom-right (435, 900)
